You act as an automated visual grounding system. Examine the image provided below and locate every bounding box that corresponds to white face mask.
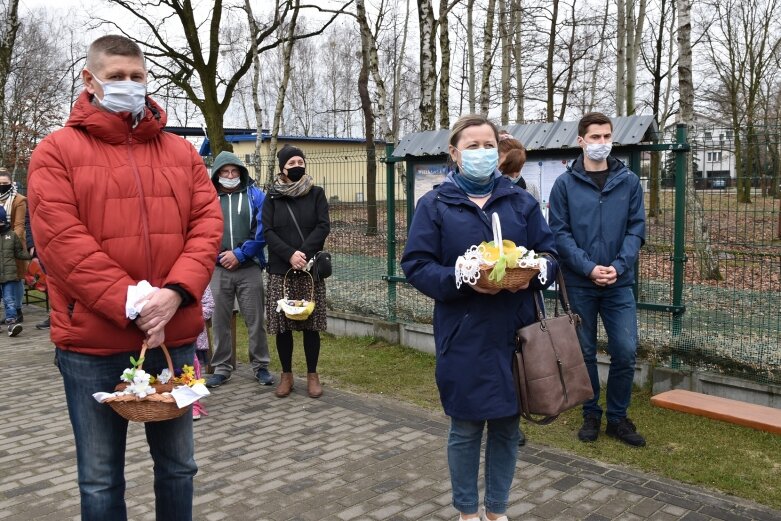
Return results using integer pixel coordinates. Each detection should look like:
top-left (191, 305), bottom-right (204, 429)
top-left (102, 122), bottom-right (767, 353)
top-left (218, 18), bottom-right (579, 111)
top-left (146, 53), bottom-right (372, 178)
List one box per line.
top-left (91, 73), bottom-right (147, 118)
top-left (219, 177), bottom-right (241, 189)
top-left (584, 143), bottom-right (612, 162)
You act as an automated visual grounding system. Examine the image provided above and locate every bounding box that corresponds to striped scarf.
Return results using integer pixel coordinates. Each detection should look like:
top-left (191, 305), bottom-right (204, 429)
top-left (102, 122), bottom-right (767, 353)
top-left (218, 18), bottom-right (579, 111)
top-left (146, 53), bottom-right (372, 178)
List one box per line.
top-left (273, 174), bottom-right (314, 198)
top-left (0, 182), bottom-right (18, 215)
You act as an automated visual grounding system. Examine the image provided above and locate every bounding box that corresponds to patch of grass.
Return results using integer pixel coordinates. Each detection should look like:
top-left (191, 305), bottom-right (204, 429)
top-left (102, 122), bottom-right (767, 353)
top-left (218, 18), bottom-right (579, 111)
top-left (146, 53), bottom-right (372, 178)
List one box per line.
top-left (233, 324), bottom-right (781, 509)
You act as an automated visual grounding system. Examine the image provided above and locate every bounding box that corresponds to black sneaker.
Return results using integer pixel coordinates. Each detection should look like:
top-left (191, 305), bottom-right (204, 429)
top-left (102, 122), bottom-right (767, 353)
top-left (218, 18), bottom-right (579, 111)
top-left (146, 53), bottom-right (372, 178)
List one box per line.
top-left (8, 323), bottom-right (22, 337)
top-left (16, 310), bottom-right (23, 323)
top-left (256, 367), bottom-right (275, 386)
top-left (205, 373), bottom-right (231, 388)
top-left (578, 414), bottom-right (601, 442)
top-left (606, 418), bottom-right (646, 447)
top-left (35, 317), bottom-right (50, 329)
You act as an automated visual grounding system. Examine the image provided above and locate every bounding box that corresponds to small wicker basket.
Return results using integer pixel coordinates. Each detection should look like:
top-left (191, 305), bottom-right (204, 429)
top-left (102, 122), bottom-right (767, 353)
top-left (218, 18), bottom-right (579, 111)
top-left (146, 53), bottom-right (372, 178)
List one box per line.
top-left (474, 213), bottom-right (540, 290)
top-left (476, 265), bottom-right (539, 291)
top-left (279, 269), bottom-right (315, 321)
top-left (103, 343), bottom-right (189, 423)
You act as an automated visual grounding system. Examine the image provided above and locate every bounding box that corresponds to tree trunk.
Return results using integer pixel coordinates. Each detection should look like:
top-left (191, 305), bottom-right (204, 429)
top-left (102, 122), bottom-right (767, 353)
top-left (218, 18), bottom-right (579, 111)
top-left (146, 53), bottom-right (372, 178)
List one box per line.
top-left (418, 0), bottom-right (437, 130)
top-left (357, 0), bottom-right (392, 141)
top-left (268, 2), bottom-right (300, 183)
top-left (616, 0), bottom-right (626, 116)
top-left (587, 0), bottom-right (610, 113)
top-left (557, 1), bottom-right (578, 121)
top-left (358, 20), bottom-right (377, 235)
top-left (647, 0), bottom-right (669, 218)
top-left (625, 0), bottom-right (647, 115)
top-left (392, 0), bottom-right (411, 142)
top-left (678, 0), bottom-right (722, 280)
top-left (511, 0), bottom-right (524, 122)
top-left (467, 0), bottom-right (476, 113)
top-left (438, 0), bottom-right (451, 128)
top-left (545, 0), bottom-right (559, 122)
top-left (479, 0), bottom-right (496, 116)
top-left (0, 0), bottom-right (21, 165)
top-left (245, 0), bottom-right (263, 181)
top-left (499, 0), bottom-right (510, 125)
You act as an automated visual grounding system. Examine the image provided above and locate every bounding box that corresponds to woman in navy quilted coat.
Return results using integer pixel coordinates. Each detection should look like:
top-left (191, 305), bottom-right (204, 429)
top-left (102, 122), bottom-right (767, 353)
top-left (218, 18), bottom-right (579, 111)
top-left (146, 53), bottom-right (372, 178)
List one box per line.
top-left (401, 114), bottom-right (557, 521)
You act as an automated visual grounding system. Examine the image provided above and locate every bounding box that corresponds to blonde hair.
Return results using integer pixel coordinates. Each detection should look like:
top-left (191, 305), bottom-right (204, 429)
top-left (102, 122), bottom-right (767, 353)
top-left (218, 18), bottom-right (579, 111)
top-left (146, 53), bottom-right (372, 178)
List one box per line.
top-left (448, 114), bottom-right (499, 148)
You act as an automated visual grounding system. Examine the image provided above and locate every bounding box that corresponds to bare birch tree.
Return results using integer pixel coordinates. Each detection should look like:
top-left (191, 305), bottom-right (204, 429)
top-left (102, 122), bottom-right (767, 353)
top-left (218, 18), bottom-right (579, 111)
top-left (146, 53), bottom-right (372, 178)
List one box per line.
top-left (642, 0), bottom-right (677, 217)
top-left (511, 0), bottom-right (524, 122)
top-left (678, 0), bottom-right (721, 280)
top-left (418, 0), bottom-right (438, 129)
top-left (244, 0), bottom-right (263, 179)
top-left (625, 0), bottom-right (647, 115)
top-left (479, 0), bottom-right (497, 116)
top-left (499, 0), bottom-right (510, 124)
top-left (545, 0), bottom-right (559, 121)
top-left (267, 2), bottom-right (300, 182)
top-left (466, 0), bottom-right (476, 113)
top-left (616, 0), bottom-right (626, 115)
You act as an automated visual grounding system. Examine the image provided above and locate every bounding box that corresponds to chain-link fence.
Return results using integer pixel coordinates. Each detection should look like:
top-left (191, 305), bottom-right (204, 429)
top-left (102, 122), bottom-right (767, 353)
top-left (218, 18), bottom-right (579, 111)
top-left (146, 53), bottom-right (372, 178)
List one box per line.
top-left (240, 135), bottom-right (780, 386)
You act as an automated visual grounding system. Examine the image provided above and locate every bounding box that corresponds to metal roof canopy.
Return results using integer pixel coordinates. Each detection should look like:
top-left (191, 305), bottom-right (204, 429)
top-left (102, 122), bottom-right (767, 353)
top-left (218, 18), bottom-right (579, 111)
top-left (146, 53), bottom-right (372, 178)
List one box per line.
top-left (391, 115), bottom-right (659, 158)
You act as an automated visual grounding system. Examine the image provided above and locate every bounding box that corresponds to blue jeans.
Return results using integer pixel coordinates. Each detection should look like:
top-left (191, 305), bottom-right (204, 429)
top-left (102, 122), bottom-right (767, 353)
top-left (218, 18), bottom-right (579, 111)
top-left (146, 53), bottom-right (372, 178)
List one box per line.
top-left (56, 344), bottom-right (197, 521)
top-left (1, 280), bottom-right (18, 321)
top-left (567, 284), bottom-right (638, 423)
top-left (448, 415), bottom-right (520, 514)
top-left (14, 279), bottom-right (23, 312)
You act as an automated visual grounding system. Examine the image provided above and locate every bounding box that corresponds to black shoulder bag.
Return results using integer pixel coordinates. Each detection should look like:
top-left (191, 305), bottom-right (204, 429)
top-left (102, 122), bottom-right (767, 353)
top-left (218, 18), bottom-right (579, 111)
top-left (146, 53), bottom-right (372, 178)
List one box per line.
top-left (284, 202), bottom-right (332, 282)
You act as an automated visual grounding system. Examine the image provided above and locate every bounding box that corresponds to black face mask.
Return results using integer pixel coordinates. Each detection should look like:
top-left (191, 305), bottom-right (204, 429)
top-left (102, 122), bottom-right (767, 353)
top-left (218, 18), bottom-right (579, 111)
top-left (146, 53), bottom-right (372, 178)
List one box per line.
top-left (0, 184), bottom-right (11, 195)
top-left (285, 167), bottom-right (306, 183)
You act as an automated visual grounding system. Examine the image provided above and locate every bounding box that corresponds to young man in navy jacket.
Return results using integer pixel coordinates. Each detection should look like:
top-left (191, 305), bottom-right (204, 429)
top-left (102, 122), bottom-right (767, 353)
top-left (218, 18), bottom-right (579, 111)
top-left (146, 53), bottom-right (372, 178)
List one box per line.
top-left (549, 112), bottom-right (647, 447)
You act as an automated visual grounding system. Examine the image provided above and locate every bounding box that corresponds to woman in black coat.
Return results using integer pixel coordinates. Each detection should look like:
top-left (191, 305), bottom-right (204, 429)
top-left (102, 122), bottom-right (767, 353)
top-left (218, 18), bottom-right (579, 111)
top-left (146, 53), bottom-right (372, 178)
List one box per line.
top-left (262, 145), bottom-right (330, 398)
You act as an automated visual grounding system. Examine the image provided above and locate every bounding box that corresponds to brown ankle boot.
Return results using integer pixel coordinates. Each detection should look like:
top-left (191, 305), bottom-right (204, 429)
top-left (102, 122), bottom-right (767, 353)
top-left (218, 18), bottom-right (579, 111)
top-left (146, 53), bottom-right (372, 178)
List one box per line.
top-left (275, 372), bottom-right (294, 397)
top-left (307, 372), bottom-right (323, 398)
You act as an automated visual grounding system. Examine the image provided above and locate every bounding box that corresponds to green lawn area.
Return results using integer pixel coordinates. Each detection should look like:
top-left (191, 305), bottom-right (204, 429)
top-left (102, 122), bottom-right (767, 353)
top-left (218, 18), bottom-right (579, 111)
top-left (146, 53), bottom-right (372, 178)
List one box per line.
top-left (235, 326), bottom-right (781, 509)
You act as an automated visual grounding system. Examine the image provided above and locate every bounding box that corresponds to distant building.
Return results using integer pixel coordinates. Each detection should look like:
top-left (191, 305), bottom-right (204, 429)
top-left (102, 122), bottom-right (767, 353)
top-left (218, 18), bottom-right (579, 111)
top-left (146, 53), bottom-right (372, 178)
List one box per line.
top-left (166, 127), bottom-right (386, 203)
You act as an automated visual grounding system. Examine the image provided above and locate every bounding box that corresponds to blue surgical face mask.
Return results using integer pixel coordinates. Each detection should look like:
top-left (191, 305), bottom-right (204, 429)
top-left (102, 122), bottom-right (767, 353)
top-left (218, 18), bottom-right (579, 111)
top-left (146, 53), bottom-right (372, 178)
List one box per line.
top-left (458, 148), bottom-right (499, 181)
top-left (91, 72), bottom-right (147, 118)
top-left (584, 143), bottom-right (612, 162)
top-left (219, 177), bottom-right (241, 189)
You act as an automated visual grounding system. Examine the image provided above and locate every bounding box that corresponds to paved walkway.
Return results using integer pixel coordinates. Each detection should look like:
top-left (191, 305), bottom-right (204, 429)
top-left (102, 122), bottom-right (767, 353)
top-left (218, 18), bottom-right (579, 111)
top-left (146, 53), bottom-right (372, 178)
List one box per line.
top-left (1, 304), bottom-right (780, 521)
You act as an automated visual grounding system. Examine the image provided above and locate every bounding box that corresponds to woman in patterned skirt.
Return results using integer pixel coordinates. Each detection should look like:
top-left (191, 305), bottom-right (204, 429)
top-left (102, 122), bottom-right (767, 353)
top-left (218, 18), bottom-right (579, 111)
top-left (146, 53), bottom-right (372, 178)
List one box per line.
top-left (262, 145), bottom-right (330, 398)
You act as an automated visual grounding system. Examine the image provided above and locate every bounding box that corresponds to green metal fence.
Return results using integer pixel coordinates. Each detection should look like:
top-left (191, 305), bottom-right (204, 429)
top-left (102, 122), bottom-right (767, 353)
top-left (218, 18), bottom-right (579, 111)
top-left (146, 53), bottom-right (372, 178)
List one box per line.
top-left (246, 133), bottom-right (781, 386)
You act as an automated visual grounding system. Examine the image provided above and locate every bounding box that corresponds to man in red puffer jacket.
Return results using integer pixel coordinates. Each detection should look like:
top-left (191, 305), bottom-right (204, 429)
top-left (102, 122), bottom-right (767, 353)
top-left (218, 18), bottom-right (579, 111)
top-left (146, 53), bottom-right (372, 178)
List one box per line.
top-left (27, 35), bottom-right (222, 521)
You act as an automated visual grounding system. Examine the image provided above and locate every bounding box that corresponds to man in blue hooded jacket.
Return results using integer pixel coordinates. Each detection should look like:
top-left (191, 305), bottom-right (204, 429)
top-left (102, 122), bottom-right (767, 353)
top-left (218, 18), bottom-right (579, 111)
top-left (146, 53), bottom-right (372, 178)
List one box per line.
top-left (548, 112), bottom-right (646, 447)
top-left (205, 151), bottom-right (273, 388)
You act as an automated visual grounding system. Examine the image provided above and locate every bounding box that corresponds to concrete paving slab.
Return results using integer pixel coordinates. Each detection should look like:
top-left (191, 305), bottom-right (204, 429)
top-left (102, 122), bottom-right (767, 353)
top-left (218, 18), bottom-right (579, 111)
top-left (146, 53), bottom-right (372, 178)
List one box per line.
top-left (1, 304), bottom-right (780, 520)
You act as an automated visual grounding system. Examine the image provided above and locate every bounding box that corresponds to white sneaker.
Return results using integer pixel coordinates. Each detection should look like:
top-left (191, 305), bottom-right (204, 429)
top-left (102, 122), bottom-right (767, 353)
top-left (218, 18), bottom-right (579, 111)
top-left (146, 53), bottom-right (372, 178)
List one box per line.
top-left (481, 508), bottom-right (509, 521)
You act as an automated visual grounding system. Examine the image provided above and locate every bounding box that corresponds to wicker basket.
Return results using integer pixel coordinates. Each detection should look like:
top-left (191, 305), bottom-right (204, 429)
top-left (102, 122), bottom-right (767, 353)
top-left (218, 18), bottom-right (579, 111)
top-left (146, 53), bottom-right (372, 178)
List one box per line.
top-left (476, 264), bottom-right (539, 291)
top-left (279, 269), bottom-right (315, 321)
top-left (473, 213), bottom-right (540, 290)
top-left (104, 343), bottom-right (189, 423)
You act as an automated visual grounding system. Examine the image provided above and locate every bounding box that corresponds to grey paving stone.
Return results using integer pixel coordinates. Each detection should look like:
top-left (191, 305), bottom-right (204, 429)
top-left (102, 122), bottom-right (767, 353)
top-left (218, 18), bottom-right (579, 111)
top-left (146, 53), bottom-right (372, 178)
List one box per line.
top-left (2, 307), bottom-right (781, 521)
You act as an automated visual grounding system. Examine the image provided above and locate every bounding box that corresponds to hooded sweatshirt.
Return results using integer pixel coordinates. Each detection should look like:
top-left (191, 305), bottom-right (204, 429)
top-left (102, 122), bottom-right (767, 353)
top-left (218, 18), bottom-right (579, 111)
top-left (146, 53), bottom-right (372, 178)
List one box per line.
top-left (210, 151), bottom-right (266, 267)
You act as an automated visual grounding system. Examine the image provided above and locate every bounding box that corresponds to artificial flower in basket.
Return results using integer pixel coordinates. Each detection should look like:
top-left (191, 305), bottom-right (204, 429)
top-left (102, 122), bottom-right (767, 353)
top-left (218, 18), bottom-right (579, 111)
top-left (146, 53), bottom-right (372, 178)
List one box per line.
top-left (92, 343), bottom-right (210, 423)
top-left (455, 213), bottom-right (548, 290)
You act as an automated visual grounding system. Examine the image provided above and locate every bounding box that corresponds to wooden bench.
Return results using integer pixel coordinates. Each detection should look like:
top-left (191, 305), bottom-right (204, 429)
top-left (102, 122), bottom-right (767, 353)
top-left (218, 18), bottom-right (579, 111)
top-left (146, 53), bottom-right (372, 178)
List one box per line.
top-left (651, 389), bottom-right (781, 434)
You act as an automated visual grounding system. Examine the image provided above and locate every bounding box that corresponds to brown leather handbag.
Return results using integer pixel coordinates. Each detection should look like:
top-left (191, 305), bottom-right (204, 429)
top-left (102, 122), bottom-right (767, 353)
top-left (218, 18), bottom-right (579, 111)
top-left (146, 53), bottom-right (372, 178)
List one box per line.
top-left (513, 272), bottom-right (594, 425)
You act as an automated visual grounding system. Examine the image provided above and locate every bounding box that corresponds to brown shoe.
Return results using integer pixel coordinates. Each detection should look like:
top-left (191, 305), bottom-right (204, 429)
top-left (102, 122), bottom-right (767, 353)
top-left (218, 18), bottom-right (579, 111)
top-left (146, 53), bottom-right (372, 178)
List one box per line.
top-left (307, 372), bottom-right (323, 398)
top-left (275, 372), bottom-right (294, 397)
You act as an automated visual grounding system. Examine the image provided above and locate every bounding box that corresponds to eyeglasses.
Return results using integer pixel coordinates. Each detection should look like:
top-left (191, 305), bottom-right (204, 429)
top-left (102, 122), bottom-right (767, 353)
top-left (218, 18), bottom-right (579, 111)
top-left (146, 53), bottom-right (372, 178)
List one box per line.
top-left (219, 168), bottom-right (241, 177)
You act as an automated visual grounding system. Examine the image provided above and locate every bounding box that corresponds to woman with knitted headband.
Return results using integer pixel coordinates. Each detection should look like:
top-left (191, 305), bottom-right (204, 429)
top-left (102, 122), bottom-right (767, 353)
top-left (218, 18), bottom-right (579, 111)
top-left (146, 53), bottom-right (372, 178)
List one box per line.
top-left (261, 145), bottom-right (331, 399)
